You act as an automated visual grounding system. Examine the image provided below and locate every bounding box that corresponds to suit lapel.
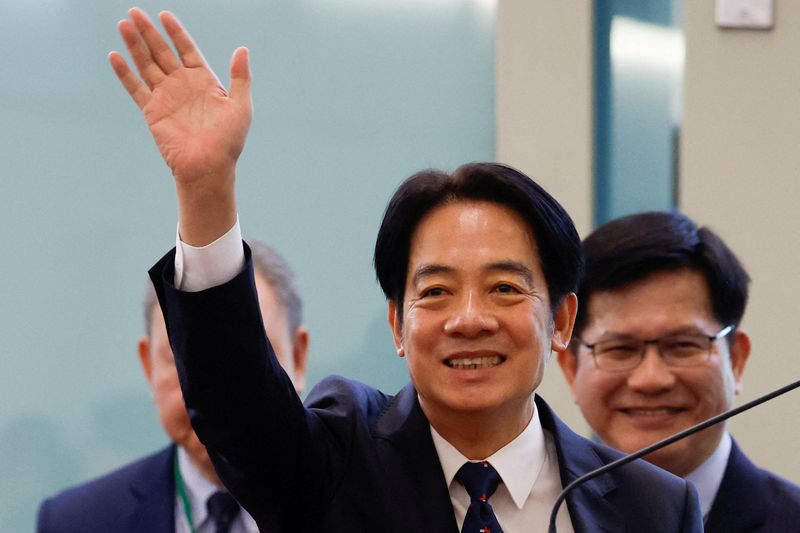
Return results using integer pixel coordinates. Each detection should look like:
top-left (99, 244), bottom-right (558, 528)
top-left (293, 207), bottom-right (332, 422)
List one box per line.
top-left (372, 389), bottom-right (628, 533)
top-left (127, 445), bottom-right (178, 533)
top-left (373, 383), bottom-right (459, 533)
top-left (536, 396), bottom-right (623, 533)
top-left (704, 439), bottom-right (766, 533)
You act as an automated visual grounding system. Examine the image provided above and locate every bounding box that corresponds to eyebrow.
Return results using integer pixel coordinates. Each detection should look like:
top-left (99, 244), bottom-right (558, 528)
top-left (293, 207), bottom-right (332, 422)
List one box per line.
top-left (598, 326), bottom-right (708, 340)
top-left (411, 264), bottom-right (455, 287)
top-left (410, 261), bottom-right (534, 287)
top-left (485, 261), bottom-right (534, 285)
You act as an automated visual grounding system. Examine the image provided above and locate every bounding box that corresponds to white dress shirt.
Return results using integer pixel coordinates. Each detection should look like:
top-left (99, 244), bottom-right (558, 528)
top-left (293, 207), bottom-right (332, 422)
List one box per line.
top-left (684, 432), bottom-right (732, 519)
top-left (173, 220), bottom-right (574, 531)
top-left (175, 446), bottom-right (259, 533)
top-left (174, 220), bottom-right (245, 292)
top-left (431, 403), bottom-right (573, 533)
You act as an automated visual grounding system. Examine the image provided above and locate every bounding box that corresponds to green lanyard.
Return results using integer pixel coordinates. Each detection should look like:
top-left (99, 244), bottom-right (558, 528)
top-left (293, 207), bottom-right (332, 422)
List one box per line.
top-left (173, 457), bottom-right (198, 533)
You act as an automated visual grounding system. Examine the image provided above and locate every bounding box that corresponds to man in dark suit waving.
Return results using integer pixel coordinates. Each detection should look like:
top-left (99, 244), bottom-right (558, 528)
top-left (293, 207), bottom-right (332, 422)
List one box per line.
top-left (37, 242), bottom-right (308, 533)
top-left (108, 8), bottom-right (703, 532)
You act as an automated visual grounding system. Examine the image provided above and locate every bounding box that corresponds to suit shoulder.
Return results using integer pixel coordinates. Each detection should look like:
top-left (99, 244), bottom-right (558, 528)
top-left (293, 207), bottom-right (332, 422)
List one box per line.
top-left (707, 445), bottom-right (800, 531)
top-left (305, 375), bottom-right (392, 422)
top-left (582, 439), bottom-right (702, 531)
top-left (761, 467), bottom-right (800, 513)
top-left (592, 438), bottom-right (692, 490)
top-left (37, 447), bottom-right (174, 532)
top-left (724, 441), bottom-right (800, 507)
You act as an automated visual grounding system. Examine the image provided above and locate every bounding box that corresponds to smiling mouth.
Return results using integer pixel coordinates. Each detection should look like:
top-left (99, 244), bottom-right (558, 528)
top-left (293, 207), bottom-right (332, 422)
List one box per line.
top-left (620, 407), bottom-right (684, 416)
top-left (445, 356), bottom-right (505, 369)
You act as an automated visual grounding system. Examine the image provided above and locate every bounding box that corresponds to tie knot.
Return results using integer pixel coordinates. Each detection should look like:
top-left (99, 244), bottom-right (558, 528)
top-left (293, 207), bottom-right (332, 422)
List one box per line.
top-left (456, 461), bottom-right (502, 502)
top-left (207, 491), bottom-right (240, 533)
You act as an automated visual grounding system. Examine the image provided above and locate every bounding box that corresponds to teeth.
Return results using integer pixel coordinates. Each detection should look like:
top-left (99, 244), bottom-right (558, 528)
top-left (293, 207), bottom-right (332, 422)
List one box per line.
top-left (626, 408), bottom-right (676, 416)
top-left (447, 356), bottom-right (502, 369)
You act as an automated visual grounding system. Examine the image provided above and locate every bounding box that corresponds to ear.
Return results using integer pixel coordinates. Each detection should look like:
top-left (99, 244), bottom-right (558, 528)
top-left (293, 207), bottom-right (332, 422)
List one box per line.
top-left (291, 326), bottom-right (310, 395)
top-left (557, 346), bottom-right (580, 402)
top-left (388, 300), bottom-right (404, 357)
top-left (550, 293), bottom-right (578, 353)
top-left (137, 335), bottom-right (154, 387)
top-left (728, 329), bottom-right (751, 395)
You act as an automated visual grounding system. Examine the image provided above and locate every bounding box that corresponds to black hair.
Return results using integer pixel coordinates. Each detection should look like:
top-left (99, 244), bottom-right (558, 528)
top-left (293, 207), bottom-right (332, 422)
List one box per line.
top-left (574, 211), bottom-right (750, 336)
top-left (374, 162), bottom-right (583, 320)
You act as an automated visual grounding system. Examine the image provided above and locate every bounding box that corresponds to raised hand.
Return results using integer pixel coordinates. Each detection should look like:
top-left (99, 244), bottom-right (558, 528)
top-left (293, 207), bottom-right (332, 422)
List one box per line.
top-left (109, 8), bottom-right (250, 244)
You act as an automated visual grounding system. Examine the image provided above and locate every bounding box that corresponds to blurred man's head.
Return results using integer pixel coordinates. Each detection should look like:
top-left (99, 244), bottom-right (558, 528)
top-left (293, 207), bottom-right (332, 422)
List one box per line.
top-left (138, 241), bottom-right (308, 482)
top-left (558, 211), bottom-right (751, 476)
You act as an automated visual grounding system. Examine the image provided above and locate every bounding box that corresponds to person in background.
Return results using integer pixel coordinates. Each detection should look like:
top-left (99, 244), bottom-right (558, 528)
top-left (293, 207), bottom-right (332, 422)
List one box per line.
top-left (558, 210), bottom-right (800, 532)
top-left (37, 240), bottom-right (308, 533)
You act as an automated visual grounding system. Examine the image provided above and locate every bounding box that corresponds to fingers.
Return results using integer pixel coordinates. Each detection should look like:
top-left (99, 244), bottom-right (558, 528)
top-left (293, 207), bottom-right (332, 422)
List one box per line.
top-left (116, 8), bottom-right (210, 90)
top-left (110, 8), bottom-right (241, 109)
top-left (159, 11), bottom-right (209, 70)
top-left (229, 47), bottom-right (252, 105)
top-left (108, 51), bottom-right (151, 109)
top-left (128, 8), bottom-right (181, 75)
top-left (117, 17), bottom-right (166, 89)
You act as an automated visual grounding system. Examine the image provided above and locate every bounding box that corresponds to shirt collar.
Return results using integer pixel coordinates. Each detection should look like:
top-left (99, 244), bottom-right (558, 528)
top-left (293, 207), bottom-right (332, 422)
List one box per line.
top-left (685, 432), bottom-right (732, 517)
top-left (177, 446), bottom-right (224, 527)
top-left (429, 399), bottom-right (547, 510)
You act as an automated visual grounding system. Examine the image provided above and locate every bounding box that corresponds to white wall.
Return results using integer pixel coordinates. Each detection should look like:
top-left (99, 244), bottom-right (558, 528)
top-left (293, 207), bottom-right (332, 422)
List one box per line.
top-left (682, 1), bottom-right (800, 483)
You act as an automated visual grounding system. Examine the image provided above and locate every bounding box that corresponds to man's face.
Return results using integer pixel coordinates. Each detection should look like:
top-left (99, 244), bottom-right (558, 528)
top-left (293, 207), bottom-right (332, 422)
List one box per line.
top-left (138, 272), bottom-right (308, 480)
top-left (558, 269), bottom-right (750, 476)
top-left (389, 200), bottom-right (575, 432)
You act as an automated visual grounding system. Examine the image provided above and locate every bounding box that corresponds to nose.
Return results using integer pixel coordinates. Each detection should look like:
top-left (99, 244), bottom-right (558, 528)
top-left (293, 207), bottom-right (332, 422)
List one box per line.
top-left (626, 344), bottom-right (676, 393)
top-left (443, 291), bottom-right (499, 338)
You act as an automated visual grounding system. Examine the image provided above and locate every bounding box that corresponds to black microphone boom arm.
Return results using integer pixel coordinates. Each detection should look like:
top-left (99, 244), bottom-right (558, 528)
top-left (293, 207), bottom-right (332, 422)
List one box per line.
top-left (548, 378), bottom-right (800, 533)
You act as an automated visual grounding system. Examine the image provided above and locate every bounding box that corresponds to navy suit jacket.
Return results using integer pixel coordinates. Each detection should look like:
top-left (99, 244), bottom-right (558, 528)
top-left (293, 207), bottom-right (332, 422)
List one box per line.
top-left (151, 246), bottom-right (702, 532)
top-left (37, 445), bottom-right (176, 533)
top-left (705, 439), bottom-right (800, 533)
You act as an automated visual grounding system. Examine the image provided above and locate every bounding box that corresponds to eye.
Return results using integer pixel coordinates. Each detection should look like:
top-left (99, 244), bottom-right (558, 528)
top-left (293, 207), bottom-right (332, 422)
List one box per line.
top-left (595, 340), bottom-right (640, 359)
top-left (420, 287), bottom-right (446, 298)
top-left (494, 283), bottom-right (521, 294)
top-left (661, 336), bottom-right (707, 356)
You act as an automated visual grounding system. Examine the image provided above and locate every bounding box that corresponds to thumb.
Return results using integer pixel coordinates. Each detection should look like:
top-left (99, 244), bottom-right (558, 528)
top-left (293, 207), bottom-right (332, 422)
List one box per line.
top-left (229, 46), bottom-right (252, 104)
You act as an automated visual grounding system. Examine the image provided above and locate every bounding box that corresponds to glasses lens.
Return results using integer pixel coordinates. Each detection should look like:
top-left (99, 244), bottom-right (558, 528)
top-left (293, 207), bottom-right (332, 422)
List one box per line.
top-left (593, 339), bottom-right (642, 371)
top-left (659, 335), bottom-right (711, 366)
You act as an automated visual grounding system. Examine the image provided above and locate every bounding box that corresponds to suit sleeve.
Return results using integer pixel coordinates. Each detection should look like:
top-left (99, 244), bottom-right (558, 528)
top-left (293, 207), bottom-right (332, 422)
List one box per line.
top-left (149, 244), bottom-right (331, 532)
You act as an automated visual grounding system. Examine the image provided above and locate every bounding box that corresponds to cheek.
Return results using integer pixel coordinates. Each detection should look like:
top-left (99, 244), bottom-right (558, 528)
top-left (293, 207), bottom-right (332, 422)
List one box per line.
top-left (573, 369), bottom-right (618, 414)
top-left (692, 368), bottom-right (734, 412)
top-left (401, 312), bottom-right (435, 351)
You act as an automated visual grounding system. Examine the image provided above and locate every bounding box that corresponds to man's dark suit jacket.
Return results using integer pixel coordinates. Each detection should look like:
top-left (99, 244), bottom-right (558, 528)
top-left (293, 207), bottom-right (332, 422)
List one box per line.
top-left (36, 445), bottom-right (176, 533)
top-left (151, 246), bottom-right (702, 532)
top-left (704, 439), bottom-right (800, 533)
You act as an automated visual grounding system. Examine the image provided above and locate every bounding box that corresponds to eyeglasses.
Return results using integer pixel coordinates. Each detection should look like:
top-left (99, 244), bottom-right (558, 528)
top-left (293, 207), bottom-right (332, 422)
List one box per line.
top-left (576, 325), bottom-right (735, 372)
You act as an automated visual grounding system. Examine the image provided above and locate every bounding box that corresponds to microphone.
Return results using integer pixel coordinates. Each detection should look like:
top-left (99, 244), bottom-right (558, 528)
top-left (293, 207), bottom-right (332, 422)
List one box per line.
top-left (548, 378), bottom-right (800, 533)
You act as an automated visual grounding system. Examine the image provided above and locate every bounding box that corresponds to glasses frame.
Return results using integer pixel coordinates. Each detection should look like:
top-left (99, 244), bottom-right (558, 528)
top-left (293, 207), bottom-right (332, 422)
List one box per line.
top-left (577, 324), bottom-right (735, 372)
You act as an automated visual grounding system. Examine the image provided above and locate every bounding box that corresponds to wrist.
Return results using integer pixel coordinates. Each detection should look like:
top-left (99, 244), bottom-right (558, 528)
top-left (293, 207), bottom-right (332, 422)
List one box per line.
top-left (176, 174), bottom-right (238, 247)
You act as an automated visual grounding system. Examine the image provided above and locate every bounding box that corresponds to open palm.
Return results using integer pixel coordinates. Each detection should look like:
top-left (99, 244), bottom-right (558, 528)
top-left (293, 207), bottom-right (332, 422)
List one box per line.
top-left (109, 8), bottom-right (252, 185)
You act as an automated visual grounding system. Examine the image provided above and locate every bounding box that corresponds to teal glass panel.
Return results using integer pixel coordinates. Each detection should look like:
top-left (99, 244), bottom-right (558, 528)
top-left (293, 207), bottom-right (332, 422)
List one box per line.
top-left (594, 0), bottom-right (683, 224)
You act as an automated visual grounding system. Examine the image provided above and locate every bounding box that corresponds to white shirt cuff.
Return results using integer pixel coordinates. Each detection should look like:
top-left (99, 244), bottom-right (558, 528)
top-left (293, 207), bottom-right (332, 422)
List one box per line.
top-left (174, 218), bottom-right (246, 292)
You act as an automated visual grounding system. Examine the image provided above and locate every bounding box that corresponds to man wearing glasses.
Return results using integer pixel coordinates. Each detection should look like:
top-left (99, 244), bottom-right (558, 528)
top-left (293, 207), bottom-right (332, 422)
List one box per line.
top-left (557, 211), bottom-right (800, 532)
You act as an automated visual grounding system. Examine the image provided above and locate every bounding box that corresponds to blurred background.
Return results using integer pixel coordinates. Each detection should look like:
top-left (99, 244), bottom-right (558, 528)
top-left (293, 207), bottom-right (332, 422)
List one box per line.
top-left (2, 1), bottom-right (799, 530)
